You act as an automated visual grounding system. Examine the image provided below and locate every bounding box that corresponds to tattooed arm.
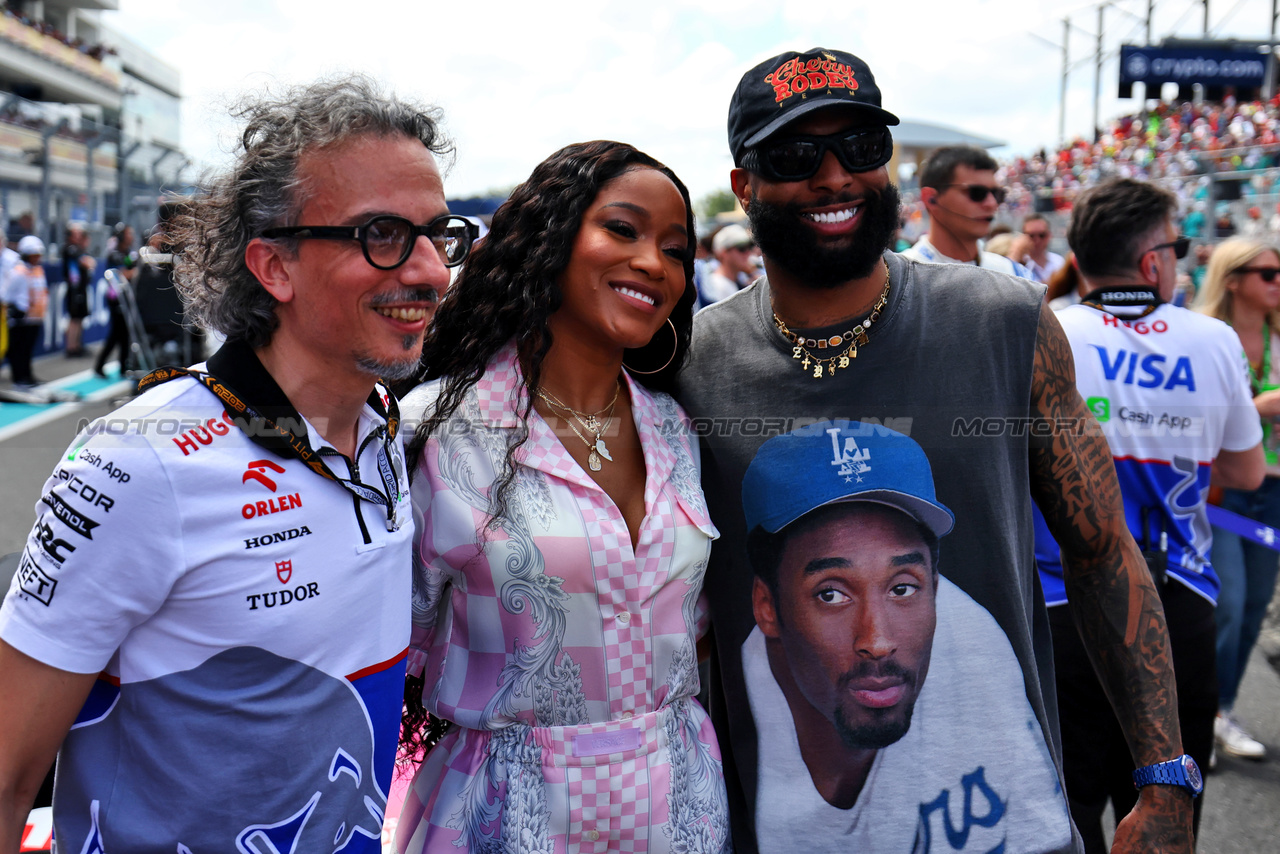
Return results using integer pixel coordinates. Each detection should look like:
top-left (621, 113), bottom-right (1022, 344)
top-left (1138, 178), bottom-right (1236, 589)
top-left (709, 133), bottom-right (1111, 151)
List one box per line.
top-left (1027, 303), bottom-right (1192, 854)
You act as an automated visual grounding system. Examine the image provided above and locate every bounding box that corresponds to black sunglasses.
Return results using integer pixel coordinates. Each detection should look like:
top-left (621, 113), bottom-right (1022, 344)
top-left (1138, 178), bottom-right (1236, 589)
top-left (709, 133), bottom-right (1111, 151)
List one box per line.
top-left (1147, 236), bottom-right (1190, 260)
top-left (262, 214), bottom-right (479, 270)
top-left (742, 127), bottom-right (893, 181)
top-left (1237, 265), bottom-right (1280, 282)
top-left (944, 183), bottom-right (1007, 205)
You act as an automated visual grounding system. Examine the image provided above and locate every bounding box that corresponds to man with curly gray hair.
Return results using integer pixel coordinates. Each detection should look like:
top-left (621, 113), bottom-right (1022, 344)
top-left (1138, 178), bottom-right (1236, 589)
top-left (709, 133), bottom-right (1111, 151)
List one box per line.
top-left (0, 75), bottom-right (477, 851)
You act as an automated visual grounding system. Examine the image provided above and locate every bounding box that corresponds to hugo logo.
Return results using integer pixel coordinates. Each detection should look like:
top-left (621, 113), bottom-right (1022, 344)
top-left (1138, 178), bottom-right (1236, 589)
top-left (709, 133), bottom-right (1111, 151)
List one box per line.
top-left (173, 411), bottom-right (235, 455)
top-left (243, 459), bottom-right (286, 492)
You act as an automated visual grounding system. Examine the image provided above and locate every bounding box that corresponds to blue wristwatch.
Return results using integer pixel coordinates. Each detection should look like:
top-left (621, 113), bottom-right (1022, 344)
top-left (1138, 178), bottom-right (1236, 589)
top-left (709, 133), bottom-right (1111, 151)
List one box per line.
top-left (1132, 754), bottom-right (1203, 798)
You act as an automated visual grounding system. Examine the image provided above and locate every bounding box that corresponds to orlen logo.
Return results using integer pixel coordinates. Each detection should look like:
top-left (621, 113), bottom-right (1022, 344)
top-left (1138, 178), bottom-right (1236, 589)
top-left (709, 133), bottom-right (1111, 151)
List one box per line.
top-left (241, 459), bottom-right (301, 519)
top-left (243, 459), bottom-right (286, 492)
top-left (173, 411), bottom-right (237, 456)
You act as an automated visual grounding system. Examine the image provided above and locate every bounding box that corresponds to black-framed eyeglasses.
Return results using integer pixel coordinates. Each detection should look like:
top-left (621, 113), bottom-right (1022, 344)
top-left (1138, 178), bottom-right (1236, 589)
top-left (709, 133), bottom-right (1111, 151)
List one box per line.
top-left (742, 127), bottom-right (893, 181)
top-left (1146, 236), bottom-right (1190, 260)
top-left (261, 214), bottom-right (479, 269)
top-left (943, 183), bottom-right (1007, 205)
top-left (1237, 265), bottom-right (1280, 282)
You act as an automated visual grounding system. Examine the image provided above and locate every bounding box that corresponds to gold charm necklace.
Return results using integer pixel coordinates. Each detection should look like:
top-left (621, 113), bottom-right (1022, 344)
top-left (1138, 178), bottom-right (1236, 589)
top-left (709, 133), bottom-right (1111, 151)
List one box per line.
top-left (773, 267), bottom-right (890, 379)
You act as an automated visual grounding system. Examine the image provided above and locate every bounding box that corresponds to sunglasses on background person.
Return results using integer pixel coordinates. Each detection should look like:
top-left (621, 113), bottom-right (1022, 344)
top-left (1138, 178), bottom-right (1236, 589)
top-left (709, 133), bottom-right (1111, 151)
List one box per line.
top-left (742, 127), bottom-right (893, 181)
top-left (943, 184), bottom-right (1008, 205)
top-left (1237, 265), bottom-right (1280, 283)
top-left (1146, 236), bottom-right (1190, 260)
top-left (263, 214), bottom-right (480, 269)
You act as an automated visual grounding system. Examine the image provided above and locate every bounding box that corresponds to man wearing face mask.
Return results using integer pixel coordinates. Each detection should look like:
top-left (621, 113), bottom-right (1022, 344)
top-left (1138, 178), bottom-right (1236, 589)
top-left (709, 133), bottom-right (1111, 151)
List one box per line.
top-left (676, 46), bottom-right (1196, 854)
top-left (902, 145), bottom-right (1030, 278)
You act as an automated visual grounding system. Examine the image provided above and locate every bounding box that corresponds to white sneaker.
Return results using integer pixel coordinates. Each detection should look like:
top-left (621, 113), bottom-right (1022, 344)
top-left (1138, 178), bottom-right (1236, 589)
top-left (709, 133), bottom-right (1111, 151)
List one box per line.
top-left (1215, 712), bottom-right (1266, 760)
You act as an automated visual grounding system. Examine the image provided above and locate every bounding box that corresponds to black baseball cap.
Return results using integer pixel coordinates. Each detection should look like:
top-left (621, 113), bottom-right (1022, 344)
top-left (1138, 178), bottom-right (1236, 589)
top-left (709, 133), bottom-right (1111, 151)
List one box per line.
top-left (728, 47), bottom-right (899, 166)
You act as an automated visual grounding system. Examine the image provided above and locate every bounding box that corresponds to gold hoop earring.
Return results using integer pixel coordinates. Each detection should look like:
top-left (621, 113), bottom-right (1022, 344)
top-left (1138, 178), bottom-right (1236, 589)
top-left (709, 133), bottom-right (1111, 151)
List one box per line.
top-left (623, 317), bottom-right (678, 375)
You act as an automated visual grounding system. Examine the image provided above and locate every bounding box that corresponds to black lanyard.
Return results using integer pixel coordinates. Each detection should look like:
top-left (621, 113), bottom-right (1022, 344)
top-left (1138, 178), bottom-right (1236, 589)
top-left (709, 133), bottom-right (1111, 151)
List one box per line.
top-left (138, 342), bottom-right (403, 531)
top-left (1081, 286), bottom-right (1163, 319)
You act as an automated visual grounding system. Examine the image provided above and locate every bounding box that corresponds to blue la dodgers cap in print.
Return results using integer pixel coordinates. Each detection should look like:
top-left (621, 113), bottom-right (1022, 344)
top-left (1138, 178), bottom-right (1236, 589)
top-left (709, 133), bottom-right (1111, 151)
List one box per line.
top-left (742, 419), bottom-right (955, 537)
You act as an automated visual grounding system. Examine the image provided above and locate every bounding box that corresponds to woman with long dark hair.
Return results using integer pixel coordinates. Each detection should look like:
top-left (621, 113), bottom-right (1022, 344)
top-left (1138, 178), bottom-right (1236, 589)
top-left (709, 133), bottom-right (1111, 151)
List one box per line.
top-left (393, 141), bottom-right (729, 853)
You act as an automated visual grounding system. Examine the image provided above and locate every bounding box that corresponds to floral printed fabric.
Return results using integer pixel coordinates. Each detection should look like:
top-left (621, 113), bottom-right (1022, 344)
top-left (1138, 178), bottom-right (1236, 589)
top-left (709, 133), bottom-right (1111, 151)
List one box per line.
top-left (395, 345), bottom-right (730, 854)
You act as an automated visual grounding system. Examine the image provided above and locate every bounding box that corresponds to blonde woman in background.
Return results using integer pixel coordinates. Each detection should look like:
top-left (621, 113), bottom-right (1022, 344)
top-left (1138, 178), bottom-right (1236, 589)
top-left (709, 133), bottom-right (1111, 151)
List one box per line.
top-left (1197, 236), bottom-right (1280, 762)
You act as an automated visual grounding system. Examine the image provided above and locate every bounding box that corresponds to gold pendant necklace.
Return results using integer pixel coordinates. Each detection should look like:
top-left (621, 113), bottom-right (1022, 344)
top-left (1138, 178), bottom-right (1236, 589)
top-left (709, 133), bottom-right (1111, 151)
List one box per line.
top-left (773, 267), bottom-right (891, 378)
top-left (536, 383), bottom-right (621, 471)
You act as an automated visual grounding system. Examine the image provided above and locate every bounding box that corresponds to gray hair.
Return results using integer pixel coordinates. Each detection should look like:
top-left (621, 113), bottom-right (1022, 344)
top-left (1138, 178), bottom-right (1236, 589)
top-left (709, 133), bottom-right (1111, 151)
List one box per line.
top-left (171, 75), bottom-right (452, 348)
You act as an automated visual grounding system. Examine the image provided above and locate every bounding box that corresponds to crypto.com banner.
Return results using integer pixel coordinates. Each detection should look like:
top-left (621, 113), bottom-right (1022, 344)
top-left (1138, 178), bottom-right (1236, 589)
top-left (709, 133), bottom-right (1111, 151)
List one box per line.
top-left (1120, 44), bottom-right (1268, 87)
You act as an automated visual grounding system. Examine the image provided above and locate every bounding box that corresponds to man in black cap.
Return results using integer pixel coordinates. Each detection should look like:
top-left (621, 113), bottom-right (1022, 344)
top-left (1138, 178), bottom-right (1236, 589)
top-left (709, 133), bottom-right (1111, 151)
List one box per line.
top-left (675, 47), bottom-right (1195, 854)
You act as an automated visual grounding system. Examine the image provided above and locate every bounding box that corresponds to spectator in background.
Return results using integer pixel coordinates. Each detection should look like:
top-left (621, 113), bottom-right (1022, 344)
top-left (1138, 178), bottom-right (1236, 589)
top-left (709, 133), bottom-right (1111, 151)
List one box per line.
top-left (1021, 213), bottom-right (1066, 284)
top-left (984, 231), bottom-right (1018, 258)
top-left (1267, 203), bottom-right (1280, 238)
top-left (3, 236), bottom-right (48, 388)
top-left (1184, 203), bottom-right (1207, 240)
top-left (1189, 243), bottom-right (1214, 298)
top-left (1216, 209), bottom-right (1238, 240)
top-left (1036, 178), bottom-right (1263, 851)
top-left (0, 209), bottom-right (18, 298)
top-left (903, 145), bottom-right (1031, 278)
top-left (8, 211), bottom-right (34, 245)
top-left (1242, 206), bottom-right (1268, 240)
top-left (701, 223), bottom-right (758, 305)
top-left (1195, 237), bottom-right (1280, 763)
top-left (0, 211), bottom-right (15, 365)
top-left (1045, 253), bottom-right (1083, 309)
top-left (693, 230), bottom-right (716, 311)
top-left (60, 223), bottom-right (95, 357)
top-left (96, 223), bottom-right (136, 378)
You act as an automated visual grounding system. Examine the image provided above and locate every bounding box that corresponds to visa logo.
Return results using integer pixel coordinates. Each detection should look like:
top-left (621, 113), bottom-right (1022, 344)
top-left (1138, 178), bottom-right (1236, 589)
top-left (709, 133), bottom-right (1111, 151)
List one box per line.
top-left (1092, 346), bottom-right (1195, 392)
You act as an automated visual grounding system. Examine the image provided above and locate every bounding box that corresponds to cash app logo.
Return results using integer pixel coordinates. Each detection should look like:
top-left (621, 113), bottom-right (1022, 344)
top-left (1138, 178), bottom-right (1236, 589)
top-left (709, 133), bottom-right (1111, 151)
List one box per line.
top-left (1086, 396), bottom-right (1110, 422)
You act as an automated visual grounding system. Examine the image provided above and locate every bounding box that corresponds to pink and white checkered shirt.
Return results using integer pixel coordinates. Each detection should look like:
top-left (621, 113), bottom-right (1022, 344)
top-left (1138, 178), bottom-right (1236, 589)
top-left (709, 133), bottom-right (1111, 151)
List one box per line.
top-left (394, 345), bottom-right (730, 854)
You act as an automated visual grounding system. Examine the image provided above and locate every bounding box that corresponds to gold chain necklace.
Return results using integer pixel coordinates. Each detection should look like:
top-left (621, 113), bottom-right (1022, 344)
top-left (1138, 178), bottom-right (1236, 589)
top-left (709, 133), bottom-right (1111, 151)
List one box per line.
top-left (536, 383), bottom-right (620, 471)
top-left (772, 267), bottom-right (891, 378)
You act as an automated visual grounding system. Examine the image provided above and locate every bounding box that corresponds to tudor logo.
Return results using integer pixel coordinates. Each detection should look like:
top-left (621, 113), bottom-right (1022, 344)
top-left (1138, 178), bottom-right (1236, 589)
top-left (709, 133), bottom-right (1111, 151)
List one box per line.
top-left (243, 459), bottom-right (286, 492)
top-left (276, 559), bottom-right (293, 585)
top-left (247, 581), bottom-right (320, 611)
